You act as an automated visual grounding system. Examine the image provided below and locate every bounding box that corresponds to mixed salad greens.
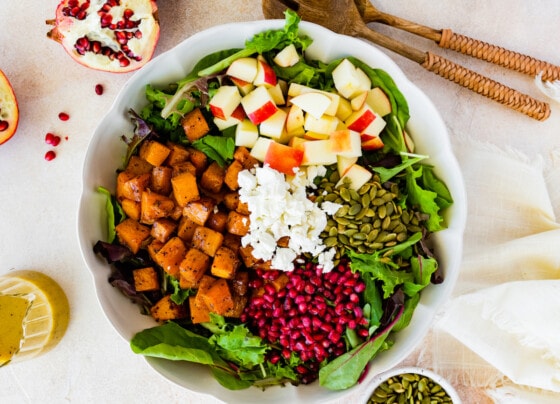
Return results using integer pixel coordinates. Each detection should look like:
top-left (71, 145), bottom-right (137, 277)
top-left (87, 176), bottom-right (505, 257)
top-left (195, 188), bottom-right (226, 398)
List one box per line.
top-left (94, 11), bottom-right (453, 392)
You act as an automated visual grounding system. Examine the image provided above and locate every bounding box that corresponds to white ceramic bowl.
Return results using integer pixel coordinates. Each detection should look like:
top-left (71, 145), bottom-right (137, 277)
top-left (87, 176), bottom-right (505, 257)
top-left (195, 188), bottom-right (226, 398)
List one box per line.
top-left (77, 19), bottom-right (467, 404)
top-left (360, 366), bottom-right (462, 403)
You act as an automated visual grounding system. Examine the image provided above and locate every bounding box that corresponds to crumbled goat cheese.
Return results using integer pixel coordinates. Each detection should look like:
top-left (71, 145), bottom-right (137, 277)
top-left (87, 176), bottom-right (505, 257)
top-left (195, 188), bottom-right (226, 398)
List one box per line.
top-left (238, 165), bottom-right (337, 272)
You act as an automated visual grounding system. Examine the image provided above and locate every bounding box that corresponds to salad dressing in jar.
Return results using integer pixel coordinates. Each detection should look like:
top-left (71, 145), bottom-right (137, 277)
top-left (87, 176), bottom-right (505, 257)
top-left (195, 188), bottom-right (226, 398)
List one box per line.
top-left (0, 270), bottom-right (70, 367)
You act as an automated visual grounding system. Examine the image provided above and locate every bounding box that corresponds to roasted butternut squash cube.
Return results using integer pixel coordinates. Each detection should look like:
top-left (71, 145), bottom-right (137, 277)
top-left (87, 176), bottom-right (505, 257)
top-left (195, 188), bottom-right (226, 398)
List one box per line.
top-left (224, 294), bottom-right (248, 318)
top-left (171, 171), bottom-right (199, 207)
top-left (115, 218), bottom-right (151, 254)
top-left (224, 160), bottom-right (243, 191)
top-left (126, 155), bottom-right (153, 175)
top-left (192, 226), bottom-right (223, 257)
top-left (211, 246), bottom-right (240, 279)
top-left (183, 197), bottom-right (215, 226)
top-left (199, 278), bottom-right (234, 315)
top-left (172, 161), bottom-right (197, 177)
top-left (140, 190), bottom-right (175, 224)
top-left (154, 237), bottom-right (187, 278)
top-left (238, 244), bottom-right (258, 268)
top-left (207, 210), bottom-right (228, 233)
top-left (139, 140), bottom-right (171, 167)
top-left (151, 166), bottom-right (173, 195)
top-left (188, 147), bottom-right (208, 175)
top-left (179, 248), bottom-right (211, 289)
top-left (166, 142), bottom-right (190, 166)
top-left (150, 218), bottom-right (177, 243)
top-left (182, 108), bottom-right (210, 142)
top-left (223, 192), bottom-right (241, 211)
top-left (231, 271), bottom-right (249, 296)
top-left (200, 161), bottom-right (225, 194)
top-left (189, 296), bottom-right (211, 324)
top-left (120, 198), bottom-right (141, 221)
top-left (194, 275), bottom-right (217, 311)
top-left (176, 216), bottom-right (199, 243)
top-left (133, 266), bottom-right (160, 292)
top-left (147, 239), bottom-right (164, 262)
top-left (226, 211), bottom-right (250, 236)
top-left (222, 233), bottom-right (241, 253)
top-left (150, 295), bottom-right (187, 322)
top-left (234, 146), bottom-right (259, 170)
top-left (236, 200), bottom-right (250, 215)
top-left (117, 171), bottom-right (150, 202)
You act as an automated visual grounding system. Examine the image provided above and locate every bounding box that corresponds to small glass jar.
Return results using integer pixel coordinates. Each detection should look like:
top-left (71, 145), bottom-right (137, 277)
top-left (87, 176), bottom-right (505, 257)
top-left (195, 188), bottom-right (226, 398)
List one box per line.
top-left (0, 270), bottom-right (70, 366)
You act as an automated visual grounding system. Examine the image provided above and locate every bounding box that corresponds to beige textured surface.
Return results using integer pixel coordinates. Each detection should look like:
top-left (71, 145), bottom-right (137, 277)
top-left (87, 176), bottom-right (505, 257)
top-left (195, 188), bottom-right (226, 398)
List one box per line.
top-left (1, 1), bottom-right (559, 403)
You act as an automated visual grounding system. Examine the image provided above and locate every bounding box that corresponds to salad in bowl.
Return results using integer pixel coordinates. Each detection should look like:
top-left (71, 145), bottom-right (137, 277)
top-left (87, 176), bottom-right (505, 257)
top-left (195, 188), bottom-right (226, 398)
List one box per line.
top-left (78, 11), bottom-right (466, 403)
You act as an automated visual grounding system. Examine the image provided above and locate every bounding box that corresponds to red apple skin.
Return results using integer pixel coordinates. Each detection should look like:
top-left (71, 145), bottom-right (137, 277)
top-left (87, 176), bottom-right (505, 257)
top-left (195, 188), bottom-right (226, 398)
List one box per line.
top-left (254, 59), bottom-right (277, 87)
top-left (230, 104), bottom-right (246, 121)
top-left (209, 104), bottom-right (226, 120)
top-left (264, 142), bottom-right (304, 176)
top-left (346, 108), bottom-right (375, 132)
top-left (246, 101), bottom-right (278, 125)
top-left (361, 136), bottom-right (384, 151)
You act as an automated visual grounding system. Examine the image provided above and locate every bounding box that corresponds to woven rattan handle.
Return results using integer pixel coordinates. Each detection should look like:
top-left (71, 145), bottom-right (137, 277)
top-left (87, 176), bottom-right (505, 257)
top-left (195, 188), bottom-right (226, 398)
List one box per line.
top-left (422, 52), bottom-right (551, 121)
top-left (438, 29), bottom-right (560, 82)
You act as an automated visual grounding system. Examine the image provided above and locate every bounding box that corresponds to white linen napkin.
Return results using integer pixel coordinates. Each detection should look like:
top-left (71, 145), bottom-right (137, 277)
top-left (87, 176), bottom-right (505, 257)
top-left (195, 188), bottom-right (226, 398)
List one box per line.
top-left (415, 138), bottom-right (560, 401)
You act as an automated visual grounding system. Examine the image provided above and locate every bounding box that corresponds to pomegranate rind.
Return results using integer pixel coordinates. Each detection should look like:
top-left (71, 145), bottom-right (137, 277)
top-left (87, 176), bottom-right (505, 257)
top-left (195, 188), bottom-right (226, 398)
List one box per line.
top-left (0, 69), bottom-right (19, 145)
top-left (47, 0), bottom-right (160, 73)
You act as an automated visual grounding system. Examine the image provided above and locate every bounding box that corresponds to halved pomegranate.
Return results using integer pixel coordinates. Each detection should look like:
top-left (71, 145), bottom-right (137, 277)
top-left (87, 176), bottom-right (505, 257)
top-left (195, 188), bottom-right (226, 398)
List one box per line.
top-left (46, 0), bottom-right (160, 73)
top-left (0, 69), bottom-right (19, 145)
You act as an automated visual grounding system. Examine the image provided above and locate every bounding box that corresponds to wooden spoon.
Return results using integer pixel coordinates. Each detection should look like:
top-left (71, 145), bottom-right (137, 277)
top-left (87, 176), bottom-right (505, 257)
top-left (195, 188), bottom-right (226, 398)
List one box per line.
top-left (262, 0), bottom-right (550, 121)
top-left (354, 0), bottom-right (560, 82)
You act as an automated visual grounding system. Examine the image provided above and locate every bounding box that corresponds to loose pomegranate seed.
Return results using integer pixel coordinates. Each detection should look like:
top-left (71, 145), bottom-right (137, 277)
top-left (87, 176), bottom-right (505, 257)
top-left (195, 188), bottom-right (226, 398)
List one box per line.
top-left (58, 112), bottom-right (70, 121)
top-left (44, 150), bottom-right (56, 161)
top-left (45, 132), bottom-right (61, 146)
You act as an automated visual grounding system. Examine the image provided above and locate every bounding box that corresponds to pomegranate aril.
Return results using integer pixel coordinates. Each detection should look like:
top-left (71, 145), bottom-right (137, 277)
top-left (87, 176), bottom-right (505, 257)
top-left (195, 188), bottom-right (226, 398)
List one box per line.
top-left (0, 121), bottom-right (8, 131)
top-left (44, 150), bottom-right (56, 161)
top-left (58, 112), bottom-right (70, 121)
top-left (95, 84), bottom-right (104, 95)
top-left (45, 133), bottom-right (61, 146)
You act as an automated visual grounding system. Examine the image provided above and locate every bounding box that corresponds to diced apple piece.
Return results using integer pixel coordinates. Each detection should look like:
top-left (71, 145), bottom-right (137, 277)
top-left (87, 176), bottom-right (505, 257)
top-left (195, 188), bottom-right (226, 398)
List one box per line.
top-left (235, 119), bottom-right (259, 148)
top-left (366, 87), bottom-right (392, 117)
top-left (287, 82), bottom-right (309, 97)
top-left (332, 58), bottom-right (371, 99)
top-left (403, 130), bottom-right (415, 152)
top-left (249, 136), bottom-right (273, 162)
top-left (230, 77), bottom-right (254, 96)
top-left (361, 135), bottom-right (385, 151)
top-left (289, 136), bottom-right (306, 150)
top-left (360, 113), bottom-right (386, 139)
top-left (287, 83), bottom-right (340, 116)
top-left (209, 85), bottom-right (241, 120)
top-left (303, 131), bottom-right (330, 141)
top-left (290, 92), bottom-right (331, 119)
top-left (302, 140), bottom-right (338, 166)
top-left (286, 104), bottom-right (305, 135)
top-left (264, 141), bottom-right (304, 175)
top-left (304, 114), bottom-right (339, 135)
top-left (260, 109), bottom-right (287, 140)
top-left (337, 155), bottom-right (358, 177)
top-left (273, 44), bottom-right (300, 67)
top-left (336, 164), bottom-right (372, 191)
top-left (336, 97), bottom-right (353, 121)
top-left (227, 57), bottom-right (258, 83)
top-left (241, 86), bottom-right (279, 125)
top-left (214, 115), bottom-right (241, 131)
top-left (345, 105), bottom-right (376, 133)
top-left (330, 129), bottom-right (362, 158)
top-left (268, 82), bottom-right (286, 105)
top-left (253, 58), bottom-right (277, 87)
top-left (350, 91), bottom-right (368, 111)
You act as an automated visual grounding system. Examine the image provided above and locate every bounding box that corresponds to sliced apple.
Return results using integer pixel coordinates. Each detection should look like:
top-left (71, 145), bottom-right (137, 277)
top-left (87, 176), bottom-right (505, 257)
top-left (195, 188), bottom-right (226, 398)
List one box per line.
top-left (289, 136), bottom-right (306, 150)
top-left (335, 97), bottom-right (353, 121)
top-left (0, 69), bottom-right (19, 145)
top-left (273, 44), bottom-right (300, 67)
top-left (249, 136), bottom-right (273, 162)
top-left (403, 129), bottom-right (415, 153)
top-left (286, 104), bottom-right (305, 135)
top-left (303, 131), bottom-right (330, 141)
top-left (345, 105), bottom-right (376, 133)
top-left (226, 57), bottom-right (258, 83)
top-left (301, 140), bottom-right (338, 166)
top-left (337, 155), bottom-right (358, 177)
top-left (214, 113), bottom-right (242, 131)
top-left (304, 114), bottom-right (339, 135)
top-left (330, 129), bottom-right (362, 158)
top-left (287, 83), bottom-right (340, 116)
top-left (267, 82), bottom-right (286, 105)
top-left (241, 86), bottom-right (279, 125)
top-left (332, 58), bottom-right (372, 99)
top-left (365, 87), bottom-right (392, 117)
top-left (209, 85), bottom-right (241, 120)
top-left (235, 119), bottom-right (259, 148)
top-left (254, 58), bottom-right (277, 88)
top-left (260, 108), bottom-right (287, 140)
top-left (264, 141), bottom-right (304, 176)
top-left (230, 76), bottom-right (254, 96)
top-left (350, 91), bottom-right (368, 111)
top-left (361, 135), bottom-right (385, 151)
top-left (290, 92), bottom-right (331, 119)
top-left (336, 164), bottom-right (372, 191)
top-left (360, 113), bottom-right (386, 139)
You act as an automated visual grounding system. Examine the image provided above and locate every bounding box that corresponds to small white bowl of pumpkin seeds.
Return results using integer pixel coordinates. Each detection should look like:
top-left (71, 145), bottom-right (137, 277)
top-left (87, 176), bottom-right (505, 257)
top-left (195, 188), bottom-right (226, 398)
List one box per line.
top-left (363, 366), bottom-right (461, 404)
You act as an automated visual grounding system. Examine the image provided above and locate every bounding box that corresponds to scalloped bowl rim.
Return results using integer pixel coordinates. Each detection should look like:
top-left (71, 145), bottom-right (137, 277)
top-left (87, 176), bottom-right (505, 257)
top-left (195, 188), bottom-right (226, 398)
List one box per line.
top-left (77, 19), bottom-right (467, 404)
